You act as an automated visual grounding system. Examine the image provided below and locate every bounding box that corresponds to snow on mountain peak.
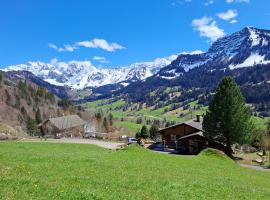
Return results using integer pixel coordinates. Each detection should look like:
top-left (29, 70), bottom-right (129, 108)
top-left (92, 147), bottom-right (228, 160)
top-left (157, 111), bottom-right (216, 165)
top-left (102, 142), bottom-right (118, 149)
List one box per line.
top-left (3, 54), bottom-right (177, 89)
top-left (158, 27), bottom-right (270, 80)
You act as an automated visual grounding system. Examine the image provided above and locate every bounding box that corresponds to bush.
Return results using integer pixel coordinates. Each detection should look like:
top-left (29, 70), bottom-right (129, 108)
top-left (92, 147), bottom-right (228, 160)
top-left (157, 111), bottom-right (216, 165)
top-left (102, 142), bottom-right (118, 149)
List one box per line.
top-left (136, 117), bottom-right (143, 124)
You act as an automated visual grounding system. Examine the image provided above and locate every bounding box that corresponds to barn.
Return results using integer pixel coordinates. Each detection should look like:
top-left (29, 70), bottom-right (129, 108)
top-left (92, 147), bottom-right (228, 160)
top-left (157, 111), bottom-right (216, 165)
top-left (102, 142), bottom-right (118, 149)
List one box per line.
top-left (39, 115), bottom-right (86, 138)
top-left (159, 116), bottom-right (225, 154)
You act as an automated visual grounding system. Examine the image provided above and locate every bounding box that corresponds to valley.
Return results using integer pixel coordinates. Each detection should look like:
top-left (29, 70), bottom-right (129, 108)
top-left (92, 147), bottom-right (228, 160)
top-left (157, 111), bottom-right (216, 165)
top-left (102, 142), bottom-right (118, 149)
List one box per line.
top-left (2, 1), bottom-right (270, 199)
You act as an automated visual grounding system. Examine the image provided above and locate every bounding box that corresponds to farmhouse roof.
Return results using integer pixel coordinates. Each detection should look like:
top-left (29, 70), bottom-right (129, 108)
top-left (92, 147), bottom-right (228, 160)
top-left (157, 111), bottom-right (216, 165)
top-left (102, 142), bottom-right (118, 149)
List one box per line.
top-left (179, 131), bottom-right (204, 140)
top-left (159, 118), bottom-right (203, 133)
top-left (41, 115), bottom-right (86, 130)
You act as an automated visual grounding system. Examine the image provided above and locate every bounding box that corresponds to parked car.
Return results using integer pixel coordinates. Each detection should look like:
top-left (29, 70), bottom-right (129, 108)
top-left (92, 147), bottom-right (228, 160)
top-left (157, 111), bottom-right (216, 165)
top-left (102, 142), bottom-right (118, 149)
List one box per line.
top-left (127, 137), bottom-right (137, 145)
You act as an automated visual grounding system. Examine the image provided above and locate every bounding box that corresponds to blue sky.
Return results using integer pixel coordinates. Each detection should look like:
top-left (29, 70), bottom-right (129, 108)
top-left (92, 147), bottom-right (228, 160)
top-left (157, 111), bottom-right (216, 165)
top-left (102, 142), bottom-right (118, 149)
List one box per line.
top-left (0, 0), bottom-right (269, 68)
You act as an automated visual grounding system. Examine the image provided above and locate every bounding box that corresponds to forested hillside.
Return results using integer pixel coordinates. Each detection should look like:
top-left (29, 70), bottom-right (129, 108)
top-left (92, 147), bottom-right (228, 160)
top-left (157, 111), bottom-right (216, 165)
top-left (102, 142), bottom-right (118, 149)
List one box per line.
top-left (0, 72), bottom-right (91, 137)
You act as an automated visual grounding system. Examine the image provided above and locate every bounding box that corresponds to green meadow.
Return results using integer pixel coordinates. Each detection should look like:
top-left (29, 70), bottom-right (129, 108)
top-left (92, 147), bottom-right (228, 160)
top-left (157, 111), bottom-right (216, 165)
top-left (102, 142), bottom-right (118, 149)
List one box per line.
top-left (82, 98), bottom-right (268, 135)
top-left (0, 142), bottom-right (270, 199)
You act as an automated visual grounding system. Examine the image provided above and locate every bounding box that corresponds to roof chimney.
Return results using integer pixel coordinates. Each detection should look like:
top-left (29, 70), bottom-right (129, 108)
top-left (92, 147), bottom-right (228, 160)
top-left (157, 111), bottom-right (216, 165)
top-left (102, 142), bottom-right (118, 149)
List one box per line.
top-left (196, 115), bottom-right (200, 122)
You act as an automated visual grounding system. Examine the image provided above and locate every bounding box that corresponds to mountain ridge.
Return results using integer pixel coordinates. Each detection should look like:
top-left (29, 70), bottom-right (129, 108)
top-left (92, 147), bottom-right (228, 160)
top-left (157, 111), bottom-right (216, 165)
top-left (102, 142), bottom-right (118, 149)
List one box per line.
top-left (3, 27), bottom-right (270, 92)
top-left (3, 54), bottom-right (179, 89)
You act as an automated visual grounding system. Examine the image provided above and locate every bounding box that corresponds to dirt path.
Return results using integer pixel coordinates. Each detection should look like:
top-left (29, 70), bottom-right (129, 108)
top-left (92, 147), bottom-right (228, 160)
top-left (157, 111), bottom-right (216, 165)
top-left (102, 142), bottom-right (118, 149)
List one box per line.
top-left (20, 138), bottom-right (125, 150)
top-left (239, 164), bottom-right (270, 172)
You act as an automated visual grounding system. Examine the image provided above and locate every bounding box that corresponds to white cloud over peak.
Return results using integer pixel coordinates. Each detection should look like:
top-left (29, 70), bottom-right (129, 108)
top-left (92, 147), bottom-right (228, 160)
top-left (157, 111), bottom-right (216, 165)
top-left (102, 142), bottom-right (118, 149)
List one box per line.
top-left (180, 50), bottom-right (205, 55)
top-left (49, 39), bottom-right (125, 53)
top-left (50, 58), bottom-right (58, 65)
top-left (217, 9), bottom-right (238, 21)
top-left (192, 16), bottom-right (225, 42)
top-left (77, 39), bottom-right (125, 52)
top-left (92, 56), bottom-right (109, 64)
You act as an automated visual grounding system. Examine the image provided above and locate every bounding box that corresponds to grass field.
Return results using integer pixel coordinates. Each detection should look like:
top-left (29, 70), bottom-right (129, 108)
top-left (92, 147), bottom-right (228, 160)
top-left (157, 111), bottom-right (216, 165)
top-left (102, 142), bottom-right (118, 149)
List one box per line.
top-left (114, 121), bottom-right (144, 133)
top-left (1, 142), bottom-right (270, 199)
top-left (82, 98), bottom-right (268, 135)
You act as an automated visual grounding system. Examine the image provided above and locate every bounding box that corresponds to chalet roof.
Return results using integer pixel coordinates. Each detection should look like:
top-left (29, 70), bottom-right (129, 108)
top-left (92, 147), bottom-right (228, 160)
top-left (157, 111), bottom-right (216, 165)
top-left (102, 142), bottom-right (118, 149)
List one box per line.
top-left (42, 115), bottom-right (86, 130)
top-left (178, 131), bottom-right (204, 140)
top-left (159, 118), bottom-right (203, 133)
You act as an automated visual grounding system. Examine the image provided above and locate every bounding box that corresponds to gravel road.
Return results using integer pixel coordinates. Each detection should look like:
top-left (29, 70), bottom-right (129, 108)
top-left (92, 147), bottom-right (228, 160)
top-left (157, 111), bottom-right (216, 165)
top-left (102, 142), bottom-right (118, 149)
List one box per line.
top-left (20, 138), bottom-right (125, 150)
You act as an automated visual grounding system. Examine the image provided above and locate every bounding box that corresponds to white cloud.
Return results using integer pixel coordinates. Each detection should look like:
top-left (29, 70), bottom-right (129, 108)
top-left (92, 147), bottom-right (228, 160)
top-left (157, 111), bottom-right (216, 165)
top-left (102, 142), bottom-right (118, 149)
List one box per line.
top-left (180, 50), bottom-right (205, 55)
top-left (48, 43), bottom-right (57, 50)
top-left (77, 39), bottom-right (125, 52)
top-left (226, 0), bottom-right (249, 3)
top-left (171, 0), bottom-right (192, 6)
top-left (59, 44), bottom-right (77, 52)
top-left (217, 9), bottom-right (238, 21)
top-left (50, 58), bottom-right (58, 65)
top-left (192, 16), bottom-right (225, 42)
top-left (48, 43), bottom-right (77, 52)
top-left (92, 56), bottom-right (109, 64)
top-left (204, 0), bottom-right (214, 6)
top-left (49, 39), bottom-right (125, 53)
top-left (230, 19), bottom-right (237, 24)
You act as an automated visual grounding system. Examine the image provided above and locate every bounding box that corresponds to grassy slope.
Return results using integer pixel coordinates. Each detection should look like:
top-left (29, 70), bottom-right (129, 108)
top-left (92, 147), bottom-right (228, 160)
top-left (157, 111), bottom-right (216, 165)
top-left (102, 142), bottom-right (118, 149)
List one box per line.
top-left (0, 142), bottom-right (270, 200)
top-left (114, 121), bottom-right (143, 133)
top-left (82, 99), bottom-right (268, 135)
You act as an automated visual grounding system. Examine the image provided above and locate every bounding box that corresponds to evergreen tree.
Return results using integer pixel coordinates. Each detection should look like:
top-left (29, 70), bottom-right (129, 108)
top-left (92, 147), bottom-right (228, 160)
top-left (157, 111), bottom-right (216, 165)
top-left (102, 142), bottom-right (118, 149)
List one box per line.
top-left (0, 73), bottom-right (3, 86)
top-left (265, 117), bottom-right (270, 164)
top-left (149, 124), bottom-right (159, 140)
top-left (26, 116), bottom-right (39, 136)
top-left (15, 95), bottom-right (20, 108)
top-left (140, 125), bottom-right (149, 139)
top-left (5, 89), bottom-right (11, 105)
top-left (58, 99), bottom-right (72, 109)
top-left (20, 106), bottom-right (27, 117)
top-left (35, 108), bottom-right (42, 124)
top-left (108, 113), bottom-right (113, 126)
top-left (135, 131), bottom-right (141, 139)
top-left (103, 117), bottom-right (109, 132)
top-left (203, 77), bottom-right (253, 157)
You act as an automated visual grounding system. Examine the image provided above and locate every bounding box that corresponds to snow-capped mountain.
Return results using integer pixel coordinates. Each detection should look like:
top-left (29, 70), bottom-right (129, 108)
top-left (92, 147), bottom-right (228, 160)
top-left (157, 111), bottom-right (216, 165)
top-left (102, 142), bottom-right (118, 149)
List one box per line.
top-left (158, 27), bottom-right (270, 80)
top-left (4, 27), bottom-right (270, 91)
top-left (4, 55), bottom-right (177, 89)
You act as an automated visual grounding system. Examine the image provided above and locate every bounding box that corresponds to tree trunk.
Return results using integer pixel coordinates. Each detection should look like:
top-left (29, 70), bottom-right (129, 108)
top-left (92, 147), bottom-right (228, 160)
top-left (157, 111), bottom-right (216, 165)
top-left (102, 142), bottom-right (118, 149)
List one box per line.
top-left (225, 140), bottom-right (233, 158)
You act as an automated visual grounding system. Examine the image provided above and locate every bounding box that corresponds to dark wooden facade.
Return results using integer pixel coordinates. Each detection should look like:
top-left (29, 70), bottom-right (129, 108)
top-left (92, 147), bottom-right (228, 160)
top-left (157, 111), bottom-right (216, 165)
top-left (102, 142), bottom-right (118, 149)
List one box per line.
top-left (159, 118), bottom-right (225, 155)
top-left (160, 123), bottom-right (201, 149)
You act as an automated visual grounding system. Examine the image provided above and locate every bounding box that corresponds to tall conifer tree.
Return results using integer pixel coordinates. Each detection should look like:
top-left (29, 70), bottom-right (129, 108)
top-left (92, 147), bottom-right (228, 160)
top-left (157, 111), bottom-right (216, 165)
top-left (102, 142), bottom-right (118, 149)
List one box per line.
top-left (203, 77), bottom-right (253, 157)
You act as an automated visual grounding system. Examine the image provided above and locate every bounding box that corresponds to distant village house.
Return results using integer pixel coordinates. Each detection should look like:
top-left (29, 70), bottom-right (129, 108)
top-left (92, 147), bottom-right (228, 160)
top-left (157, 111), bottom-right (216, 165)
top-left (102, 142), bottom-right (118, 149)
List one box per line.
top-left (39, 115), bottom-right (86, 138)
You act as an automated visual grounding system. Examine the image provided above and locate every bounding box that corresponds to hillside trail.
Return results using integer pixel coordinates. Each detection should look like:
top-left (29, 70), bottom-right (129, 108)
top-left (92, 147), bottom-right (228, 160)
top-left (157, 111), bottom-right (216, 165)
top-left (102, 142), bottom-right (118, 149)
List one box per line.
top-left (20, 138), bottom-right (125, 150)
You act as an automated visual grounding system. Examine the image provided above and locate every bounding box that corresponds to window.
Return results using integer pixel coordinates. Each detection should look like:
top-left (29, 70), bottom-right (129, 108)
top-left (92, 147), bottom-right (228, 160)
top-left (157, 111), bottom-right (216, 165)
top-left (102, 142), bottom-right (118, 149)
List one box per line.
top-left (171, 134), bottom-right (176, 141)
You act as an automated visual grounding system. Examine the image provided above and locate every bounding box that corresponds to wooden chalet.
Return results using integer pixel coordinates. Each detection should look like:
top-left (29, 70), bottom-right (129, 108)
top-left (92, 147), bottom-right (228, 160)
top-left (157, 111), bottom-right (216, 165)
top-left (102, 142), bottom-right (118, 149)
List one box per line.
top-left (39, 115), bottom-right (86, 138)
top-left (159, 116), bottom-right (225, 155)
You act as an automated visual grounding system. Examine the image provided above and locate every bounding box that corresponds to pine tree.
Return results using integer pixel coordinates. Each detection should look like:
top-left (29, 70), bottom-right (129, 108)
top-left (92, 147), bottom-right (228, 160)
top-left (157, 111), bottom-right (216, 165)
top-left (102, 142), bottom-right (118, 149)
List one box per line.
top-left (149, 124), bottom-right (159, 140)
top-left (140, 125), bottom-right (149, 139)
top-left (108, 113), bottom-right (113, 126)
top-left (203, 77), bottom-right (253, 157)
top-left (5, 89), bottom-right (11, 105)
top-left (35, 108), bottom-right (42, 124)
top-left (0, 73), bottom-right (3, 86)
top-left (103, 117), bottom-right (109, 132)
top-left (26, 116), bottom-right (39, 136)
top-left (265, 117), bottom-right (270, 164)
